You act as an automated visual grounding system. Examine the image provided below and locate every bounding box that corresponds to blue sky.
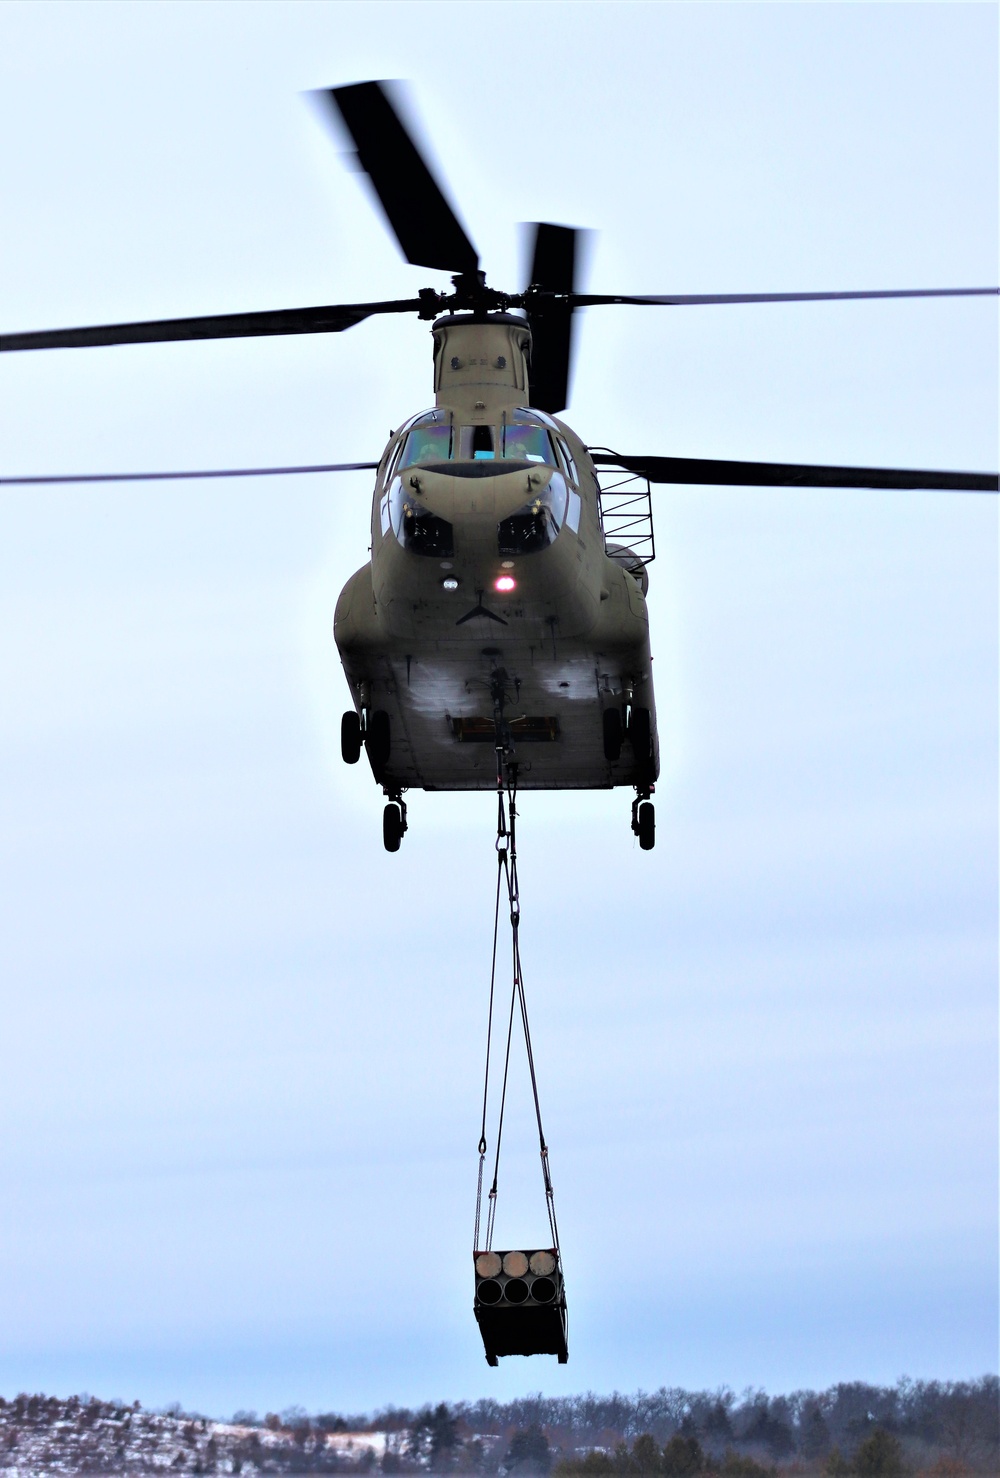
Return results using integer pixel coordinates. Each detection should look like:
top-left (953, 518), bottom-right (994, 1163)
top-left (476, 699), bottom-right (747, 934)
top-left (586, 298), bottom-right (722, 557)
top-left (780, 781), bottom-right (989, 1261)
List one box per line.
top-left (0, 1), bottom-right (996, 1417)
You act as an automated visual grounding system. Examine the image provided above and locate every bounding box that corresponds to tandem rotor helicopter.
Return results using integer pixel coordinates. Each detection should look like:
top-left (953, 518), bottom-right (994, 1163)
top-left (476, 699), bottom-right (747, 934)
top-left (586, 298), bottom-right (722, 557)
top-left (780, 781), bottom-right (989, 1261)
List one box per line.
top-left (3, 82), bottom-right (997, 856)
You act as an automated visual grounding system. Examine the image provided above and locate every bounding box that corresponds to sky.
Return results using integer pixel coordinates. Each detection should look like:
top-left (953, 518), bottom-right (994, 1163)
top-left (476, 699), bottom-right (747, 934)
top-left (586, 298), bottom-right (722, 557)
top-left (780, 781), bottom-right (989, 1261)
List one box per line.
top-left (0, 0), bottom-right (996, 1420)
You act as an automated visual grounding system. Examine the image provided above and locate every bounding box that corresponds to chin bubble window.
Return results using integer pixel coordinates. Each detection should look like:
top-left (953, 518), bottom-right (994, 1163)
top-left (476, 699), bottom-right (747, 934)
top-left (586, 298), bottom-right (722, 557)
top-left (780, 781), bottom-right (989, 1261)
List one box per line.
top-left (387, 477), bottom-right (454, 557)
top-left (498, 470), bottom-right (569, 555)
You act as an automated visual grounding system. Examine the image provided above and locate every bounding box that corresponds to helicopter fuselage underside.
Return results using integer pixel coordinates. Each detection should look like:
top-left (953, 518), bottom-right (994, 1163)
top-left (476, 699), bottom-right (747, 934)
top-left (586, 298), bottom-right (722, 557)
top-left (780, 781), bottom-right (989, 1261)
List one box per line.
top-left (334, 531), bottom-right (659, 793)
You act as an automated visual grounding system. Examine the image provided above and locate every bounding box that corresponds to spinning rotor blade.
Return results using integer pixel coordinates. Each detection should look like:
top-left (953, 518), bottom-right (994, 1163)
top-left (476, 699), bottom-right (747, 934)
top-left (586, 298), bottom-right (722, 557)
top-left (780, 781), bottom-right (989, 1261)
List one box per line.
top-left (0, 462), bottom-right (379, 486)
top-left (0, 299), bottom-right (420, 353)
top-left (525, 223), bottom-right (579, 414)
top-left (591, 452), bottom-right (998, 493)
top-left (14, 456), bottom-right (993, 492)
top-left (326, 81), bottom-right (478, 274)
top-left (569, 286), bottom-right (999, 309)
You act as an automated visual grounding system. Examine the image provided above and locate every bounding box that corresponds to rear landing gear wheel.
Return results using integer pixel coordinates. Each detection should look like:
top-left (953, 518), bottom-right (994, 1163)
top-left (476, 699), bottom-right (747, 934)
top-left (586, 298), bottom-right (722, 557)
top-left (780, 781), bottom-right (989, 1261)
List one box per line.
top-left (382, 802), bottom-right (403, 853)
top-left (638, 801), bottom-right (655, 851)
top-left (341, 710), bottom-right (362, 764)
top-left (602, 707), bottom-right (623, 762)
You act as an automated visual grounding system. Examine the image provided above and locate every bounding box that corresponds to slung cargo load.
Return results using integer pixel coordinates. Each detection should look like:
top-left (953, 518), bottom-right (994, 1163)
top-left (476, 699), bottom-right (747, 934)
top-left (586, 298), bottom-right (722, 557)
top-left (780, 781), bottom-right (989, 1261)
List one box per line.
top-left (474, 1248), bottom-right (568, 1365)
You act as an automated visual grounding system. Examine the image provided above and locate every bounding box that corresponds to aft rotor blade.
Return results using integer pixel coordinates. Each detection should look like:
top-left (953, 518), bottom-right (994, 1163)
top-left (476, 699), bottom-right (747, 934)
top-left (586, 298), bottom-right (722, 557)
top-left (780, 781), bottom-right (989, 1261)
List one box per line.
top-left (525, 223), bottom-right (578, 414)
top-left (569, 286), bottom-right (999, 308)
top-left (591, 453), bottom-right (999, 493)
top-left (1, 299), bottom-right (420, 353)
top-left (0, 462), bottom-right (379, 486)
top-left (326, 81), bottom-right (478, 274)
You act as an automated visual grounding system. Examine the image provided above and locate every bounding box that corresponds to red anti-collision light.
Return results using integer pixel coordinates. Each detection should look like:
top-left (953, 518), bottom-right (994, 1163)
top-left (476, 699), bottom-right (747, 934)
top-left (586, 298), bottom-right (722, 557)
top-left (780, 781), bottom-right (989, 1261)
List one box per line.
top-left (494, 575), bottom-right (516, 593)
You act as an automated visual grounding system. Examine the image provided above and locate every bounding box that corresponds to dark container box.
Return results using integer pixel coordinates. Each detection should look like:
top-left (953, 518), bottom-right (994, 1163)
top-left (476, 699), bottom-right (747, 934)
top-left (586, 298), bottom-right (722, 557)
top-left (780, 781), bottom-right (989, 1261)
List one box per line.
top-left (473, 1248), bottom-right (568, 1365)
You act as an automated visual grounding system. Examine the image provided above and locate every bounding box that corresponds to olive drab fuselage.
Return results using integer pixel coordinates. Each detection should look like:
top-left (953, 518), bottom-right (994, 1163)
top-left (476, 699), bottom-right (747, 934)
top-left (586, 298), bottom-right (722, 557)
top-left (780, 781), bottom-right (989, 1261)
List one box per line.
top-left (334, 313), bottom-right (659, 793)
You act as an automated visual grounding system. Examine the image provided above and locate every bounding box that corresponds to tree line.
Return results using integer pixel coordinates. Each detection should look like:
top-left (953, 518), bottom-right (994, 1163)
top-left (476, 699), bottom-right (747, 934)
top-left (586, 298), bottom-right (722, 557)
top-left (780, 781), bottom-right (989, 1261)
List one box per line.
top-left (229, 1377), bottom-right (998, 1474)
top-left (1, 1377), bottom-right (996, 1476)
top-left (321, 1377), bottom-right (997, 1470)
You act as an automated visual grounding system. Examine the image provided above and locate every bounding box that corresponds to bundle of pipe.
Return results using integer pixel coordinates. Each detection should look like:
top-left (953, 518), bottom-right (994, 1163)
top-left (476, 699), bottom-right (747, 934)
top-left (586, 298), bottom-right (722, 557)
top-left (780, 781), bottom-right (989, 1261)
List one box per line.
top-left (473, 1249), bottom-right (568, 1364)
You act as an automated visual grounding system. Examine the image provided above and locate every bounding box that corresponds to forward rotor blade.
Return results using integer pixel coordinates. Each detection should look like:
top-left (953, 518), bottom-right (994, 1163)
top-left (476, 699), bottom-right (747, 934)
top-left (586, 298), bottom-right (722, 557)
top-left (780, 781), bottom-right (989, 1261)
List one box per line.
top-left (1, 299), bottom-right (420, 353)
top-left (569, 286), bottom-right (998, 309)
top-left (591, 452), bottom-right (998, 493)
top-left (326, 81), bottom-right (478, 274)
top-left (525, 223), bottom-right (578, 415)
top-left (0, 462), bottom-right (379, 486)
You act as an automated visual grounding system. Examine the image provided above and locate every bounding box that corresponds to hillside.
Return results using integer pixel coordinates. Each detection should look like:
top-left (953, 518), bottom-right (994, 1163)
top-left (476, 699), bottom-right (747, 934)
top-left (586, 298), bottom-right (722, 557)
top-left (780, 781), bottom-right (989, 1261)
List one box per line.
top-left (1, 1378), bottom-right (996, 1477)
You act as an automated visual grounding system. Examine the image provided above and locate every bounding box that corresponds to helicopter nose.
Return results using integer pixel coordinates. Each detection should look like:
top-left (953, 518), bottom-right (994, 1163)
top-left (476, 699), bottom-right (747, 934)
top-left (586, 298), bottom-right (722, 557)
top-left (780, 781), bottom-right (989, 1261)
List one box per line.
top-left (404, 465), bottom-right (538, 523)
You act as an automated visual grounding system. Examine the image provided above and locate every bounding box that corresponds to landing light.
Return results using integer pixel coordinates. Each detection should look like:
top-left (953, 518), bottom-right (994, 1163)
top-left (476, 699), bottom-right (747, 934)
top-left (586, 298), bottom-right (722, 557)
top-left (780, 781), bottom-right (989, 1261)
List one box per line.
top-left (494, 575), bottom-right (516, 593)
top-left (442, 577), bottom-right (460, 591)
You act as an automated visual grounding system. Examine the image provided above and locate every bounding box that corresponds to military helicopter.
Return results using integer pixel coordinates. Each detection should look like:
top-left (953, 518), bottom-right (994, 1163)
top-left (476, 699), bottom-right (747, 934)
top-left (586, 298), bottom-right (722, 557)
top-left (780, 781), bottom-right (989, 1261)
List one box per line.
top-left (3, 82), bottom-right (996, 855)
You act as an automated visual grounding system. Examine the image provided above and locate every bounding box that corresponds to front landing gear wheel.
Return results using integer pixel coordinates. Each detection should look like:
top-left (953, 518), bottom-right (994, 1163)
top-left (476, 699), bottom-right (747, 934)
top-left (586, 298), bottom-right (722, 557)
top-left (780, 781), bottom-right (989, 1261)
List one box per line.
top-left (638, 801), bottom-right (655, 851)
top-left (341, 710), bottom-right (362, 764)
top-left (382, 802), bottom-right (403, 853)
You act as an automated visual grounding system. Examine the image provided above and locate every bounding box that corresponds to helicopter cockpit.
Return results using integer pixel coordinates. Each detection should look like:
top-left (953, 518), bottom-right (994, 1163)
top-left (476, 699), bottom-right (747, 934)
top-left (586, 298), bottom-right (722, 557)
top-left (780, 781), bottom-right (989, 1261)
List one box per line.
top-left (380, 409), bottom-right (582, 558)
top-left (391, 409), bottom-right (576, 479)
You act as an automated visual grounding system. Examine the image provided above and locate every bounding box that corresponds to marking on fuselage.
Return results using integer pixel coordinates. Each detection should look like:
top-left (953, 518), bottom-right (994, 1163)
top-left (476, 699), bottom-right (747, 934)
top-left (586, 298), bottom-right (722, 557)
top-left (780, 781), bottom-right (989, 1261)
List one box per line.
top-left (456, 591), bottom-right (508, 627)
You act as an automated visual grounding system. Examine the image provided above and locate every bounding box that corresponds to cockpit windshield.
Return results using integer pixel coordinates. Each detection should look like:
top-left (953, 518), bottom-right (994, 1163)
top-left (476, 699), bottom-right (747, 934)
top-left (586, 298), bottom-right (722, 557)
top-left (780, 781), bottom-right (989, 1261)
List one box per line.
top-left (393, 408), bottom-right (564, 472)
top-left (398, 415), bottom-right (452, 468)
top-left (500, 424), bottom-right (552, 463)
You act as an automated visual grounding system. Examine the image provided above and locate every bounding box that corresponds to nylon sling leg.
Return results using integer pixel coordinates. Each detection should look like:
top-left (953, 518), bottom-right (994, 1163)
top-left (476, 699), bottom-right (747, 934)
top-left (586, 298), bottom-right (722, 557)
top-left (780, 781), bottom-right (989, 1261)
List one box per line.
top-left (474, 773), bottom-right (561, 1261)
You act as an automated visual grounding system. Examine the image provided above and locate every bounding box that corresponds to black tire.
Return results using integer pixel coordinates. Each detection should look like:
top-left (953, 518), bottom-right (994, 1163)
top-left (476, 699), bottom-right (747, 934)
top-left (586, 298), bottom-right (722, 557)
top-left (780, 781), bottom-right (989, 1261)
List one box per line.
top-left (602, 706), bottom-right (624, 762)
top-left (340, 710), bottom-right (362, 765)
top-left (629, 705), bottom-right (653, 781)
top-left (638, 800), bottom-right (655, 851)
top-left (382, 803), bottom-right (403, 853)
top-left (366, 708), bottom-right (391, 777)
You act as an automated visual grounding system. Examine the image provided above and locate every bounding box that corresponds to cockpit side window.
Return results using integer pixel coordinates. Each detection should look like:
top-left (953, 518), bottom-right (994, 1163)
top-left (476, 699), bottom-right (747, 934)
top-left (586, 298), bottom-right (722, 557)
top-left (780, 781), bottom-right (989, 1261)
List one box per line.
top-left (555, 437), bottom-right (578, 486)
top-left (384, 434), bottom-right (407, 483)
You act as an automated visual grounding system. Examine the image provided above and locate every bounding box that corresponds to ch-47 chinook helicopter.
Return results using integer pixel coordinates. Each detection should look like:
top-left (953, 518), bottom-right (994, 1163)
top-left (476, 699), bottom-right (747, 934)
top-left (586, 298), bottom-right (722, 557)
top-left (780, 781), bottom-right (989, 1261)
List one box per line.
top-left (2, 82), bottom-right (997, 855)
